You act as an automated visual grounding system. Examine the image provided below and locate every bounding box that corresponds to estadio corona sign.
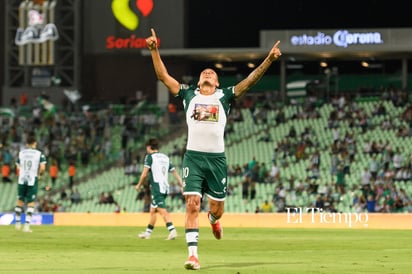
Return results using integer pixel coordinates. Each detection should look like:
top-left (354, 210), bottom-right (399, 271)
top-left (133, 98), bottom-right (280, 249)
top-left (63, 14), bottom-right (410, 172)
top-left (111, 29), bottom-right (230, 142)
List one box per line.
top-left (260, 28), bottom-right (412, 53)
top-left (290, 30), bottom-right (383, 48)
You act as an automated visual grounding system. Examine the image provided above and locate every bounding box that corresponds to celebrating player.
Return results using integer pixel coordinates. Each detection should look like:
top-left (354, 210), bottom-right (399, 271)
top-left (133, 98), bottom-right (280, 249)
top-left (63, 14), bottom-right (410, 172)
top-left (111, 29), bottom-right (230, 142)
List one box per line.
top-left (146, 28), bottom-right (281, 270)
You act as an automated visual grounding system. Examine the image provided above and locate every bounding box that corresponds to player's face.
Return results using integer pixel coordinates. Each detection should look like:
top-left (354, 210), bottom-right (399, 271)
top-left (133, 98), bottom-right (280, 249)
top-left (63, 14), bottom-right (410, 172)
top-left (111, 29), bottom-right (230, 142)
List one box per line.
top-left (198, 68), bottom-right (219, 87)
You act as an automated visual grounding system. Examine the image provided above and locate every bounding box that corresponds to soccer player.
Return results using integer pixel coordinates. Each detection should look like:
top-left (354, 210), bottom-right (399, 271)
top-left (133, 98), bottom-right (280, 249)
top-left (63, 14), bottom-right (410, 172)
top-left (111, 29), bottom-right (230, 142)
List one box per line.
top-left (135, 138), bottom-right (183, 240)
top-left (14, 134), bottom-right (47, 233)
top-left (145, 28), bottom-right (282, 270)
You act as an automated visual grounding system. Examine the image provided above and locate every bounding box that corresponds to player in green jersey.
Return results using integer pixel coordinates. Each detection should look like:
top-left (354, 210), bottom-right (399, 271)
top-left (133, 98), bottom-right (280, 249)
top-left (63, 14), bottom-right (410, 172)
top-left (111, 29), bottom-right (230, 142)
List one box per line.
top-left (14, 135), bottom-right (47, 233)
top-left (146, 28), bottom-right (282, 270)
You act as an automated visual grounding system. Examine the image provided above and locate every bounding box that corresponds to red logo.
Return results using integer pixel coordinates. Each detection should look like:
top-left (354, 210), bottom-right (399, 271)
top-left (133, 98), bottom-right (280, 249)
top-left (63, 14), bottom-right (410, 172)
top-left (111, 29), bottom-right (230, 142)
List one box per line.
top-left (111, 0), bottom-right (154, 31)
top-left (108, 0), bottom-right (154, 49)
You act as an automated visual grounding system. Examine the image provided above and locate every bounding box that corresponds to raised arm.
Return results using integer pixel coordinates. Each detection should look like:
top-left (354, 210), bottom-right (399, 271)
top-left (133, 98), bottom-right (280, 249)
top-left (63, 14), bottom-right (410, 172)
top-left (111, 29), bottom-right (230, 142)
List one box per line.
top-left (234, 41), bottom-right (282, 98)
top-left (146, 28), bottom-right (180, 96)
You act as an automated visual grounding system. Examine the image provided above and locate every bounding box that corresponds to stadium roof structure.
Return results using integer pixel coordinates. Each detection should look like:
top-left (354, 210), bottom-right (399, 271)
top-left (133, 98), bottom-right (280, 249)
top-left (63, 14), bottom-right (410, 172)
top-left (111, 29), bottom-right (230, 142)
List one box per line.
top-left (143, 28), bottom-right (412, 62)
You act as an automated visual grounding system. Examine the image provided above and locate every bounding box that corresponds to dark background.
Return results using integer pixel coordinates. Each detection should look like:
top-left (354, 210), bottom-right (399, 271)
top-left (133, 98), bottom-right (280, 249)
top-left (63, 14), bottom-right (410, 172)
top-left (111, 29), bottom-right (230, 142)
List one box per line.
top-left (1, 0), bottom-right (412, 105)
top-left (187, 1), bottom-right (412, 47)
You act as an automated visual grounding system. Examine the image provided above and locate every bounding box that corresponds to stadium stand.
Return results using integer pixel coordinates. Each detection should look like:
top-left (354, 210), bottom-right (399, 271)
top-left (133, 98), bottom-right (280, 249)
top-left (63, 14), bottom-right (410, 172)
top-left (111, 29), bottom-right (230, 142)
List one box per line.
top-left (2, 92), bottom-right (412, 214)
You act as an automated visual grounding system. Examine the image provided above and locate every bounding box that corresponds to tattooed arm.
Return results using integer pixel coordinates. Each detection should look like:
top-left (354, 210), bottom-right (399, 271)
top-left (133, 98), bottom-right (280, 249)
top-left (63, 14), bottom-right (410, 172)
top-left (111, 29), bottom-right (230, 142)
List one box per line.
top-left (234, 41), bottom-right (282, 98)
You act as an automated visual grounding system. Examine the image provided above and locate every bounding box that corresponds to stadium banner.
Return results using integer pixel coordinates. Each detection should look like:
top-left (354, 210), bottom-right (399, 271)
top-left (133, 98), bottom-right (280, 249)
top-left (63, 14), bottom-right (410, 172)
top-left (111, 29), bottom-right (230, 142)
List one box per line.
top-left (0, 213), bottom-right (54, 225)
top-left (53, 212), bottom-right (412, 230)
top-left (260, 28), bottom-right (412, 54)
top-left (1, 212), bottom-right (410, 229)
top-left (83, 0), bottom-right (185, 54)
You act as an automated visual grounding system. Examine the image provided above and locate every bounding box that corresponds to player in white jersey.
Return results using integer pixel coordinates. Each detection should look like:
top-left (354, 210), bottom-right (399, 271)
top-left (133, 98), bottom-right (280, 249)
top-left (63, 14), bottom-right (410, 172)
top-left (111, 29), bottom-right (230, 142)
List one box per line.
top-left (14, 135), bottom-right (47, 232)
top-left (135, 138), bottom-right (183, 240)
top-left (146, 28), bottom-right (282, 270)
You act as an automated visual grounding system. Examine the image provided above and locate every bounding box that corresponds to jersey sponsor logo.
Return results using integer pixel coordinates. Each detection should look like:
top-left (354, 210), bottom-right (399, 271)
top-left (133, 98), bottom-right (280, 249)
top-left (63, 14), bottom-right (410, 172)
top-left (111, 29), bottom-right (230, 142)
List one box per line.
top-left (191, 104), bottom-right (219, 122)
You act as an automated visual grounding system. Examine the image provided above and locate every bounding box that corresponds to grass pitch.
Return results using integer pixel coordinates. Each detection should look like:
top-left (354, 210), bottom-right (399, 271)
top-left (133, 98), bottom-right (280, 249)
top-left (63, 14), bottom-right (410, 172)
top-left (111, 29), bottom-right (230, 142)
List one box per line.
top-left (0, 226), bottom-right (410, 274)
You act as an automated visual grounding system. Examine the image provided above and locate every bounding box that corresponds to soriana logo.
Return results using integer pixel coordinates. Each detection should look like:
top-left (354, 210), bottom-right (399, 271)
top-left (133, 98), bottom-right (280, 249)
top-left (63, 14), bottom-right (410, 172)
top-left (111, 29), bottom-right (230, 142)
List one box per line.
top-left (112, 0), bottom-right (153, 31)
top-left (107, 0), bottom-right (155, 49)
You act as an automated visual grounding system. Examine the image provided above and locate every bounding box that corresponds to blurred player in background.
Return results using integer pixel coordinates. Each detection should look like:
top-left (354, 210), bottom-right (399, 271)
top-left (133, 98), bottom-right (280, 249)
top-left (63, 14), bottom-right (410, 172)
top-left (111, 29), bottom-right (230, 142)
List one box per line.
top-left (14, 135), bottom-right (47, 233)
top-left (135, 138), bottom-right (183, 240)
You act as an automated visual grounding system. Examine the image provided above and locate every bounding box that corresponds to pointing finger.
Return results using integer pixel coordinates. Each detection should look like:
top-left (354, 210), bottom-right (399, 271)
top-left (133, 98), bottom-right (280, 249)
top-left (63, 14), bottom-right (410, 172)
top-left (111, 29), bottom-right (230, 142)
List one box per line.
top-left (274, 40), bottom-right (280, 48)
top-left (151, 28), bottom-right (156, 38)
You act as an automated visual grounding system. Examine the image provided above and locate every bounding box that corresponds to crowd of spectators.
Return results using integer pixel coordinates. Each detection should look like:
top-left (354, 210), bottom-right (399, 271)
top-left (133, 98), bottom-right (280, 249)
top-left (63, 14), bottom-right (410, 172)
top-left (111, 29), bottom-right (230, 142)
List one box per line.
top-left (226, 87), bottom-right (412, 213)
top-left (0, 92), bottom-right (168, 213)
top-left (2, 87), bottom-right (412, 214)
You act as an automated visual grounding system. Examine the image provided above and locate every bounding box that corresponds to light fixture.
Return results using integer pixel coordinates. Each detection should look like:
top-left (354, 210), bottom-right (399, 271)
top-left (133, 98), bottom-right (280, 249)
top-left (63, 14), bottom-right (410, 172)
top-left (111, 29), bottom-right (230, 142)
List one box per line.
top-left (320, 61), bottom-right (328, 68)
top-left (361, 61), bottom-right (369, 68)
top-left (215, 62), bottom-right (223, 69)
top-left (247, 62), bottom-right (255, 68)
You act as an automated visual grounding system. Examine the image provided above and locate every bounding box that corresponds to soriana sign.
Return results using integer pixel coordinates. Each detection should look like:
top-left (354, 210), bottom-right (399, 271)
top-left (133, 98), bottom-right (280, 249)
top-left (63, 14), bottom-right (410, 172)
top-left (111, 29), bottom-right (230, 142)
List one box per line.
top-left (107, 0), bottom-right (154, 49)
top-left (111, 0), bottom-right (153, 31)
top-left (83, 0), bottom-right (184, 54)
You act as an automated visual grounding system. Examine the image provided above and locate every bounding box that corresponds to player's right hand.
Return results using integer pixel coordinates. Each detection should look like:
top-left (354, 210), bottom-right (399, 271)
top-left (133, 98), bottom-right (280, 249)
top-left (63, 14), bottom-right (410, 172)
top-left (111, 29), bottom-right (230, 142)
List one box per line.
top-left (146, 28), bottom-right (158, 50)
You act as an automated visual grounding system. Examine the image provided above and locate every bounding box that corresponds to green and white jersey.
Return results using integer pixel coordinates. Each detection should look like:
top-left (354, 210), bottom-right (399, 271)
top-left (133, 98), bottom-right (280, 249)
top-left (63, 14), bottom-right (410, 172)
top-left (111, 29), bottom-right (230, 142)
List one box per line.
top-left (144, 152), bottom-right (175, 194)
top-left (16, 148), bottom-right (46, 186)
top-left (177, 85), bottom-right (236, 153)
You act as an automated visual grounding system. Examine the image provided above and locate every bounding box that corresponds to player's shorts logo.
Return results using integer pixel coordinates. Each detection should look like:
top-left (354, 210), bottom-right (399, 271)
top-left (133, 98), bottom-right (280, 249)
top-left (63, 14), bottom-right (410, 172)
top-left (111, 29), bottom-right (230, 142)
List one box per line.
top-left (111, 0), bottom-right (154, 31)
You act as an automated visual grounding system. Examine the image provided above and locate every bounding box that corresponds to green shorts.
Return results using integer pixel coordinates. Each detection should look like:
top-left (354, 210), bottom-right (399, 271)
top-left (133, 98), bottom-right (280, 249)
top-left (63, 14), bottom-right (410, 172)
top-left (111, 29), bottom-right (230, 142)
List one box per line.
top-left (182, 150), bottom-right (227, 201)
top-left (17, 181), bottom-right (38, 203)
top-left (150, 184), bottom-right (168, 209)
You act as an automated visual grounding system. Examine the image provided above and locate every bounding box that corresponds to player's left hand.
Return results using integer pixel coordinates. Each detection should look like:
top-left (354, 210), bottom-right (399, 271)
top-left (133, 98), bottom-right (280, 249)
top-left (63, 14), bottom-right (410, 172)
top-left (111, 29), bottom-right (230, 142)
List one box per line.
top-left (269, 41), bottom-right (282, 61)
